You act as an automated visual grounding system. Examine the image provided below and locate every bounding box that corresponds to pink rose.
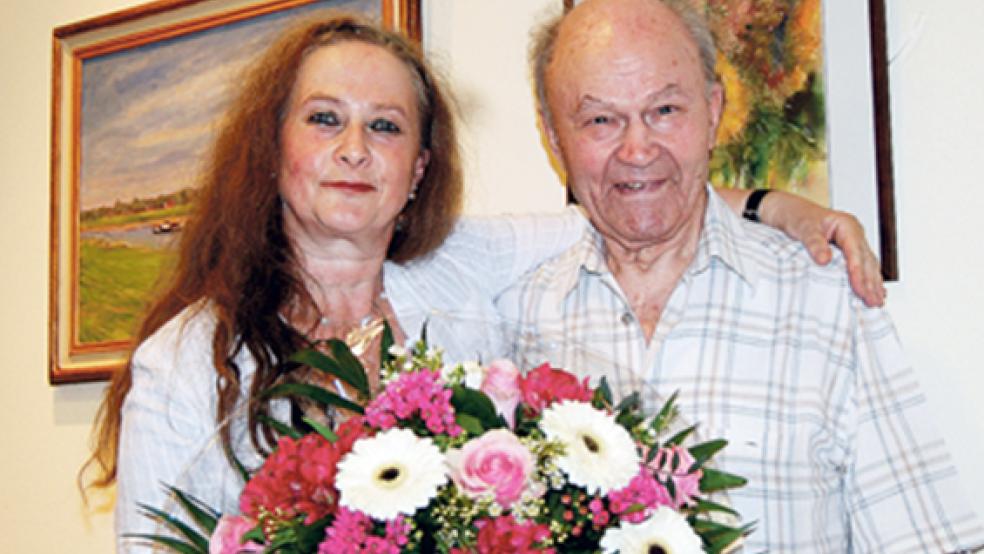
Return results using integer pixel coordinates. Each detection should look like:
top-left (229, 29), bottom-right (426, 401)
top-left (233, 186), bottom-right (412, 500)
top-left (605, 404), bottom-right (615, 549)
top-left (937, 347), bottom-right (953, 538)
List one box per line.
top-left (209, 515), bottom-right (263, 554)
top-left (480, 359), bottom-right (522, 428)
top-left (648, 445), bottom-right (703, 508)
top-left (446, 429), bottom-right (536, 508)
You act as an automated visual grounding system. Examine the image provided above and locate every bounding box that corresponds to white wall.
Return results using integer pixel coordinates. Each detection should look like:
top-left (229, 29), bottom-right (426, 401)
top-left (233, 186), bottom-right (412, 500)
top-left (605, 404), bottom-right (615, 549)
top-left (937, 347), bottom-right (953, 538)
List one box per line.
top-left (881, 0), bottom-right (984, 522)
top-left (1, 0), bottom-right (981, 550)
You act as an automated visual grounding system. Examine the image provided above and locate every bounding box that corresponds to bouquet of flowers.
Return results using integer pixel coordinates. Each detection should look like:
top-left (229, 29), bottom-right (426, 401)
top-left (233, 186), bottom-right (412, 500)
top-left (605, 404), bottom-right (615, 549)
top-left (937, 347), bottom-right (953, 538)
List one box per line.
top-left (137, 334), bottom-right (751, 553)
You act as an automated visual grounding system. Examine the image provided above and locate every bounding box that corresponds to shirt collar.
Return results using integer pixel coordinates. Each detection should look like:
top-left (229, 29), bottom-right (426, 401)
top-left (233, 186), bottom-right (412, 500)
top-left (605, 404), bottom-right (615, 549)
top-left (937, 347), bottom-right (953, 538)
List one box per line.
top-left (554, 223), bottom-right (609, 302)
top-left (693, 184), bottom-right (758, 286)
top-left (556, 184), bottom-right (759, 304)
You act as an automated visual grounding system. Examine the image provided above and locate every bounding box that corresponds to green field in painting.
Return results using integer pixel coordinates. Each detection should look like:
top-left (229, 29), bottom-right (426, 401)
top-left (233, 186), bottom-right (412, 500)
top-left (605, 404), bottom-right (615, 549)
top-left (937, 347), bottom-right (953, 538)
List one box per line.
top-left (79, 238), bottom-right (175, 344)
top-left (80, 204), bottom-right (191, 231)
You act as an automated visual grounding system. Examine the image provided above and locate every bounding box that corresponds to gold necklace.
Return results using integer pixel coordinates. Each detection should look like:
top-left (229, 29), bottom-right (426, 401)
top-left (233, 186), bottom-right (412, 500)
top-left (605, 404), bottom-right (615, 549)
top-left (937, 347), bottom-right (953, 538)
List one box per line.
top-left (309, 285), bottom-right (389, 354)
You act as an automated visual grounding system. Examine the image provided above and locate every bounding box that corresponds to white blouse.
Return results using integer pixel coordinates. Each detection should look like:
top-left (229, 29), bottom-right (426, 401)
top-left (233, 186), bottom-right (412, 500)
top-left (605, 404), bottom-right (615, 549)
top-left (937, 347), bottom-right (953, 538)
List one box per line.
top-left (115, 211), bottom-right (586, 552)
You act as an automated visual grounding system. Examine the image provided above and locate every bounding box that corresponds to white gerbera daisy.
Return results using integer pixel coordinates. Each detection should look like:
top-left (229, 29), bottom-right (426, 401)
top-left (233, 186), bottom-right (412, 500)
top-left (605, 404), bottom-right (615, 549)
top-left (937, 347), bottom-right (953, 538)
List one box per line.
top-left (539, 400), bottom-right (639, 494)
top-left (335, 428), bottom-right (447, 520)
top-left (600, 506), bottom-right (704, 554)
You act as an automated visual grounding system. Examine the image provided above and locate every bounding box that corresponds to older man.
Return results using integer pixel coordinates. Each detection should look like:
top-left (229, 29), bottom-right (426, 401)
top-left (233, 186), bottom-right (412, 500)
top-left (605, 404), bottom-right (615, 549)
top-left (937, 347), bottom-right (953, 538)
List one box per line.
top-left (497, 0), bottom-right (983, 551)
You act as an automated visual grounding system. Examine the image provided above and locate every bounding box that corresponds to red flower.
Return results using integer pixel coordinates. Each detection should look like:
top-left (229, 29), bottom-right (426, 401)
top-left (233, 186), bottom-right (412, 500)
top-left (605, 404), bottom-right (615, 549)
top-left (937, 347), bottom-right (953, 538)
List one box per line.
top-left (240, 419), bottom-right (367, 525)
top-left (519, 363), bottom-right (593, 416)
top-left (453, 515), bottom-right (555, 553)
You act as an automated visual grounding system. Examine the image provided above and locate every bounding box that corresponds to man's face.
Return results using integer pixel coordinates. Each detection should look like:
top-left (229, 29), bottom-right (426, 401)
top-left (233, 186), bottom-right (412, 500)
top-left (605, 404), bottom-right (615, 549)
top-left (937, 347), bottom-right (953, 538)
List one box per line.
top-left (544, 1), bottom-right (723, 251)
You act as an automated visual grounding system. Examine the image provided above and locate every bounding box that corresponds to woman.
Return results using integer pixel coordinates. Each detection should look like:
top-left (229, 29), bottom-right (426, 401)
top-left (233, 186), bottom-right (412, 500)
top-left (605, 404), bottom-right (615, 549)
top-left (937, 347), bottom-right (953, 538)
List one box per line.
top-left (81, 14), bottom-right (882, 551)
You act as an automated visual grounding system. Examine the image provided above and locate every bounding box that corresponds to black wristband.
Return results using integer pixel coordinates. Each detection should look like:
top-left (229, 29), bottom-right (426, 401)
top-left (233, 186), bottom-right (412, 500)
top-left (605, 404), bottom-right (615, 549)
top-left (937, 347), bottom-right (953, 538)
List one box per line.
top-left (742, 188), bottom-right (770, 223)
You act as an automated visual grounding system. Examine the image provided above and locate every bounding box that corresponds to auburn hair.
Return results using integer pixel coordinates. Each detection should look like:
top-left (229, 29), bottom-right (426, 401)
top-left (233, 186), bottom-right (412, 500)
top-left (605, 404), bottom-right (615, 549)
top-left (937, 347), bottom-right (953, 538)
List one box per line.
top-left (82, 13), bottom-right (462, 490)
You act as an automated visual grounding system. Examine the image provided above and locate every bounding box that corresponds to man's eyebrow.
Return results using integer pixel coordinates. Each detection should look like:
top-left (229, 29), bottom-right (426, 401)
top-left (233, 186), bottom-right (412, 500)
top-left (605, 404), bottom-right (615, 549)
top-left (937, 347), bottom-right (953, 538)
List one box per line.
top-left (573, 84), bottom-right (689, 113)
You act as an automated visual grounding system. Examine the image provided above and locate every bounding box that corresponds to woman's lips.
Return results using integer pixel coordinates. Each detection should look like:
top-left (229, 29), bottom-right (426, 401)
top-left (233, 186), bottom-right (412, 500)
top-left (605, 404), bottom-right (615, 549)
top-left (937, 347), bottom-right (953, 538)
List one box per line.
top-left (323, 180), bottom-right (375, 193)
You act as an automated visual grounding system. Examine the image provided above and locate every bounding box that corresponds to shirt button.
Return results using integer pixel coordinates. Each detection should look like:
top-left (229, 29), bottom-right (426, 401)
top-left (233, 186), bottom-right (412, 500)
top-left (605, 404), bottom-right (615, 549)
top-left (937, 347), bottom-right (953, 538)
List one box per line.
top-left (620, 312), bottom-right (633, 325)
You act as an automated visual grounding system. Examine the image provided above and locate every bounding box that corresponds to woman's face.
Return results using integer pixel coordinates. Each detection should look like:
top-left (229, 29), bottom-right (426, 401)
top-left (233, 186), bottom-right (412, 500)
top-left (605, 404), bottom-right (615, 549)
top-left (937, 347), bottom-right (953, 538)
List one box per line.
top-left (278, 41), bottom-right (429, 250)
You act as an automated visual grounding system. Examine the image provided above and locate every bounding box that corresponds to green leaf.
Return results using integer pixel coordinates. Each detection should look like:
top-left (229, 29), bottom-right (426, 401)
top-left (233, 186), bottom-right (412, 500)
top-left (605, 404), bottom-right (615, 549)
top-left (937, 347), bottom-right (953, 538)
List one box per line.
top-left (614, 393), bottom-right (645, 430)
top-left (694, 520), bottom-right (755, 554)
top-left (699, 467), bottom-right (748, 493)
top-left (450, 385), bottom-right (503, 430)
top-left (166, 485), bottom-right (220, 535)
top-left (380, 320), bottom-right (395, 365)
top-left (688, 439), bottom-right (728, 471)
top-left (289, 346), bottom-right (369, 399)
top-left (614, 391), bottom-right (641, 414)
top-left (592, 377), bottom-right (613, 408)
top-left (124, 533), bottom-right (205, 554)
top-left (456, 412), bottom-right (485, 436)
top-left (136, 503), bottom-right (208, 551)
top-left (258, 413), bottom-right (303, 439)
top-left (303, 416), bottom-right (340, 443)
top-left (261, 382), bottom-right (365, 415)
top-left (264, 532), bottom-right (297, 552)
top-left (296, 514), bottom-right (334, 551)
top-left (326, 339), bottom-right (371, 396)
top-left (690, 497), bottom-right (740, 518)
top-left (242, 526), bottom-right (266, 544)
top-left (649, 390), bottom-right (680, 435)
top-left (665, 424), bottom-right (697, 447)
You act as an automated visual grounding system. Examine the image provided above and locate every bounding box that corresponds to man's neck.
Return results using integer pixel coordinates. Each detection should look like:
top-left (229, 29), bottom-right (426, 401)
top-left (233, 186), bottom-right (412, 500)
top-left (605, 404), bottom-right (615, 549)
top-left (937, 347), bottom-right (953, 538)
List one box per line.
top-left (602, 200), bottom-right (706, 343)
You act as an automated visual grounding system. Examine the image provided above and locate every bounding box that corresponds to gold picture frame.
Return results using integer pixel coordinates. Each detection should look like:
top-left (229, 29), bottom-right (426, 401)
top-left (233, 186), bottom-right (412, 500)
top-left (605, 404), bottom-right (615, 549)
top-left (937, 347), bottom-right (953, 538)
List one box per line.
top-left (49, 0), bottom-right (420, 384)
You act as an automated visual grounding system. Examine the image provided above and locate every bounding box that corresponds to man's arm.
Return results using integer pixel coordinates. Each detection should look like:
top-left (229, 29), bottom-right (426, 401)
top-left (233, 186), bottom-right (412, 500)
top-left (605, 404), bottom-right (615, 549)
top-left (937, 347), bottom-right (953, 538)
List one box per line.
top-left (715, 186), bottom-right (885, 307)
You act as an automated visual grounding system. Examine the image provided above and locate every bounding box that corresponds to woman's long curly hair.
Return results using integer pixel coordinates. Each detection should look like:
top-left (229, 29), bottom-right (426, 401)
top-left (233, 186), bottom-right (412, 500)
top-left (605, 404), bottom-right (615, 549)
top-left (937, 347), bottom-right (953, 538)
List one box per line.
top-left (81, 13), bottom-right (462, 490)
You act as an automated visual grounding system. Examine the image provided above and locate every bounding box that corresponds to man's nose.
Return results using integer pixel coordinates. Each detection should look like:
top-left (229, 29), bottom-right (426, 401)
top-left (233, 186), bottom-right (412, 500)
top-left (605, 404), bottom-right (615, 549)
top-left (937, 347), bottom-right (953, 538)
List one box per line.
top-left (334, 125), bottom-right (369, 167)
top-left (615, 122), bottom-right (660, 166)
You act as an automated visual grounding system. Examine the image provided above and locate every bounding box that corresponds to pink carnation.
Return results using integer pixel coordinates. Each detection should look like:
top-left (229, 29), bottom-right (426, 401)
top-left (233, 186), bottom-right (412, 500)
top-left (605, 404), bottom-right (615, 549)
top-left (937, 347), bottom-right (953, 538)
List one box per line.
top-left (319, 508), bottom-right (410, 553)
top-left (481, 359), bottom-right (522, 428)
top-left (454, 515), bottom-right (555, 553)
top-left (209, 515), bottom-right (262, 554)
top-left (606, 468), bottom-right (674, 523)
top-left (446, 429), bottom-right (536, 508)
top-left (649, 445), bottom-right (703, 508)
top-left (519, 363), bottom-right (593, 416)
top-left (239, 419), bottom-right (364, 525)
top-left (365, 369), bottom-right (462, 437)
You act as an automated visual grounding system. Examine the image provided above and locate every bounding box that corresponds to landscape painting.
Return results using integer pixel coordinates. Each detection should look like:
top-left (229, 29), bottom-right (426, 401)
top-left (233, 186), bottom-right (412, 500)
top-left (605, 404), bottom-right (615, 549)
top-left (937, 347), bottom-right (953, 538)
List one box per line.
top-left (51, 0), bottom-right (416, 382)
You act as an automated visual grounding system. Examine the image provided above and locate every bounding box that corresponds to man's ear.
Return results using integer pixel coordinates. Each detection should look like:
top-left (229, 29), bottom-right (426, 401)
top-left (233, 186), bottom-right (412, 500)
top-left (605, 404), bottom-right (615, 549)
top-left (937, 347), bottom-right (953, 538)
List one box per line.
top-left (707, 82), bottom-right (725, 147)
top-left (540, 110), bottom-right (564, 161)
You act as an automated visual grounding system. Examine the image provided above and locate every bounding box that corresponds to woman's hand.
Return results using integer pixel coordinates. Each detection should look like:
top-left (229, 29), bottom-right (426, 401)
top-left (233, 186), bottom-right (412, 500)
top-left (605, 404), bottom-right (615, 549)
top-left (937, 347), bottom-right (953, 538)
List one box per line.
top-left (717, 187), bottom-right (886, 308)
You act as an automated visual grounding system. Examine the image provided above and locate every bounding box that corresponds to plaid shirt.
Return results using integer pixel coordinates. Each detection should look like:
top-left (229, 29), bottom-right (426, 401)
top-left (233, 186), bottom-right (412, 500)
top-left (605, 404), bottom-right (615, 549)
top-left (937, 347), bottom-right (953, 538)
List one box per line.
top-left (496, 188), bottom-right (984, 553)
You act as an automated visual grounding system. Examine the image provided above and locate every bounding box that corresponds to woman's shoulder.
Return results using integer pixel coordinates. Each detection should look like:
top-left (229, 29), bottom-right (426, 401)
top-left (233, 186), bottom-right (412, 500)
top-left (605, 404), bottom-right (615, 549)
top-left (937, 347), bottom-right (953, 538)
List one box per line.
top-left (130, 301), bottom-right (223, 390)
top-left (134, 302), bottom-right (216, 360)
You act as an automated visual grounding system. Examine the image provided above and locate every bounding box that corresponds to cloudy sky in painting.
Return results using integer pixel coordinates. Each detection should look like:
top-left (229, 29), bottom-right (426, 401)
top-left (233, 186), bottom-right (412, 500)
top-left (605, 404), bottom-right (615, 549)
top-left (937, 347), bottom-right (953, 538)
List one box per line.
top-left (80, 0), bottom-right (377, 210)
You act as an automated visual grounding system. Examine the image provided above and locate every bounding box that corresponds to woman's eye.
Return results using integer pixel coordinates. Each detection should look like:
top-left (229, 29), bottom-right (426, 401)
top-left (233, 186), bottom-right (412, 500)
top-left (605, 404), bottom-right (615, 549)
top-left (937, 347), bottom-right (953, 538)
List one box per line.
top-left (369, 118), bottom-right (401, 134)
top-left (308, 111), bottom-right (339, 126)
top-left (587, 115), bottom-right (612, 126)
top-left (656, 105), bottom-right (677, 116)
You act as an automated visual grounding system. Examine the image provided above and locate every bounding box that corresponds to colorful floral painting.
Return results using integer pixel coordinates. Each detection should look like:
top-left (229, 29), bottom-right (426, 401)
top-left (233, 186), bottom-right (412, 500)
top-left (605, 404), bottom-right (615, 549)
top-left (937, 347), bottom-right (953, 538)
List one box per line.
top-left (704, 0), bottom-right (828, 204)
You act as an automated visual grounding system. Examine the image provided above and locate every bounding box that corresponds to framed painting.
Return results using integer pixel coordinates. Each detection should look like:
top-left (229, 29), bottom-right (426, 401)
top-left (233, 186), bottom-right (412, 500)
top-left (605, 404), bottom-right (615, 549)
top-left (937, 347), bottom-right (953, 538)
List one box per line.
top-left (562, 0), bottom-right (898, 280)
top-left (49, 0), bottom-right (421, 384)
